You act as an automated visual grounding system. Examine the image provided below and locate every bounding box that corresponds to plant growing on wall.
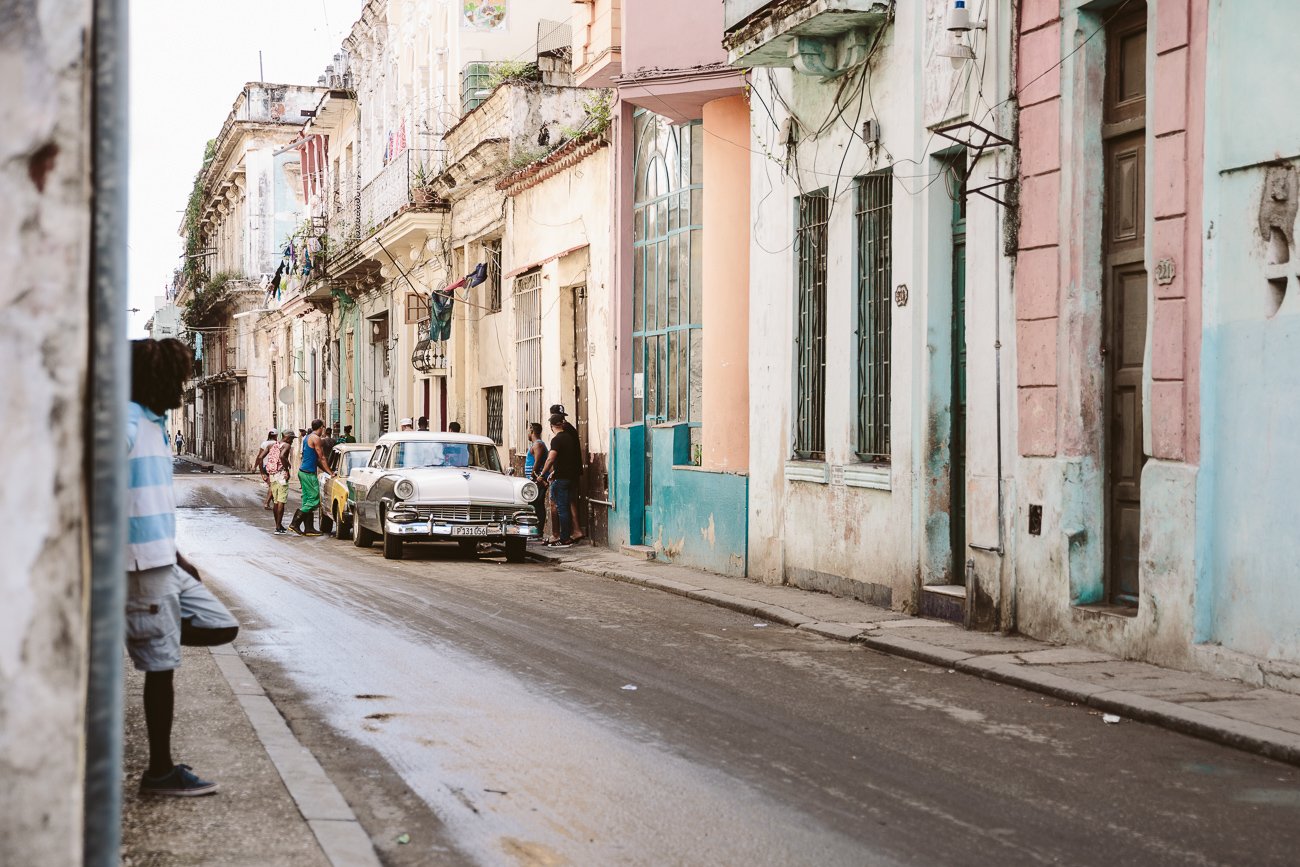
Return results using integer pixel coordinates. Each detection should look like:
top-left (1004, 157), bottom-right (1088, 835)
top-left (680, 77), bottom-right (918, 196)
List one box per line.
top-left (179, 139), bottom-right (218, 292)
top-left (181, 270), bottom-right (240, 342)
top-left (486, 60), bottom-right (539, 89)
top-left (561, 90), bottom-right (614, 141)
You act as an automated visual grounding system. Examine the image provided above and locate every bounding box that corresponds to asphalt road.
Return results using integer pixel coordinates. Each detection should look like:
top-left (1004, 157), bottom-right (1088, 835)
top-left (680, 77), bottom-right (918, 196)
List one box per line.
top-left (178, 474), bottom-right (1300, 866)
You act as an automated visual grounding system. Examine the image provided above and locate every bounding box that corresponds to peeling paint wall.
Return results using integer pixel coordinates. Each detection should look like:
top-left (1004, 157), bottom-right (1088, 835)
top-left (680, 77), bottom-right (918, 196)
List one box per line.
top-left (1197, 0), bottom-right (1300, 685)
top-left (0, 0), bottom-right (94, 860)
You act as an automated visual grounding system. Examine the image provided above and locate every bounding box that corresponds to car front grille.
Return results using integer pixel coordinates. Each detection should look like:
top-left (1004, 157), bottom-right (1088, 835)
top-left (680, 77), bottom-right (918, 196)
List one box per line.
top-left (410, 505), bottom-right (527, 523)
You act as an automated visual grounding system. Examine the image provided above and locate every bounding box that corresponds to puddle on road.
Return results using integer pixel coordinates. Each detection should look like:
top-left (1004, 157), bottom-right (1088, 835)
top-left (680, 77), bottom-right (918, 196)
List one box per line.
top-left (180, 506), bottom-right (874, 867)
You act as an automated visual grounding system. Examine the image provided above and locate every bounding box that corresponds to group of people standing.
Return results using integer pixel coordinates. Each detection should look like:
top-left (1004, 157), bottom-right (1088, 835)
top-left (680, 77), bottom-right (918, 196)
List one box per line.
top-left (525, 404), bottom-right (585, 548)
top-left (253, 422), bottom-right (355, 535)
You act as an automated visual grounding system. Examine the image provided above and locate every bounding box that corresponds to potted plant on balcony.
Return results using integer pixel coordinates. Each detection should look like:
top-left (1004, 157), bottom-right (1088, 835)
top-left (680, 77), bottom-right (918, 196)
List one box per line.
top-left (411, 163), bottom-right (437, 208)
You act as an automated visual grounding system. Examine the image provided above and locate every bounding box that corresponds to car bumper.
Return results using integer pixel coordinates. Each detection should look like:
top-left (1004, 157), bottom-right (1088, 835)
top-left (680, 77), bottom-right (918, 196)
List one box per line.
top-left (383, 520), bottom-right (540, 540)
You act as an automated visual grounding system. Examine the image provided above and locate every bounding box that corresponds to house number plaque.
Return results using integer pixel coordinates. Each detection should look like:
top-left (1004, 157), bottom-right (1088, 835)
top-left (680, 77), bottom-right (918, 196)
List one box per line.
top-left (1155, 258), bottom-right (1176, 286)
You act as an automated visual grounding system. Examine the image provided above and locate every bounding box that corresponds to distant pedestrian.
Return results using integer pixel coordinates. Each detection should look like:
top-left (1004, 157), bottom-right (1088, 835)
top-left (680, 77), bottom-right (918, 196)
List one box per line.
top-left (174, 429), bottom-right (185, 454)
top-left (338, 424), bottom-right (356, 444)
top-left (127, 338), bottom-right (239, 796)
top-left (417, 416), bottom-right (429, 431)
top-left (538, 413), bottom-right (580, 548)
top-left (448, 421), bottom-right (462, 433)
top-left (254, 429), bottom-right (278, 510)
top-left (321, 426), bottom-right (336, 459)
top-left (548, 404), bottom-right (584, 541)
top-left (264, 430), bottom-right (293, 533)
top-left (525, 421), bottom-right (549, 538)
top-left (400, 417), bottom-right (414, 431)
top-left (290, 419), bottom-right (329, 536)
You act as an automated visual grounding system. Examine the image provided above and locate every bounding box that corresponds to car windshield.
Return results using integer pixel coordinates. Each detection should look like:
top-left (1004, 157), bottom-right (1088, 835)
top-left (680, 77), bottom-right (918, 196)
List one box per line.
top-left (391, 441), bottom-right (501, 472)
top-left (344, 451), bottom-right (372, 473)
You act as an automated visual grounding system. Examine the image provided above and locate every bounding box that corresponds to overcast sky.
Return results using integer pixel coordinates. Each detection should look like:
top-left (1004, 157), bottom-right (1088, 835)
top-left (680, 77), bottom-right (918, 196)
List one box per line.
top-left (127, 0), bottom-right (366, 337)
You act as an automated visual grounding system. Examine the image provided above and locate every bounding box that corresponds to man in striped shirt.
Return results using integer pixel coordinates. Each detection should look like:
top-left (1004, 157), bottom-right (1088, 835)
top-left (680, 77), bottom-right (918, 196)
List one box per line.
top-left (127, 339), bottom-right (240, 797)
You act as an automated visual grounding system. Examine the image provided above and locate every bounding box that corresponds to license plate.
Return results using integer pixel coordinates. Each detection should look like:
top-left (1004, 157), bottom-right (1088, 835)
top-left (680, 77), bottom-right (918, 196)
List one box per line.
top-left (449, 524), bottom-right (497, 537)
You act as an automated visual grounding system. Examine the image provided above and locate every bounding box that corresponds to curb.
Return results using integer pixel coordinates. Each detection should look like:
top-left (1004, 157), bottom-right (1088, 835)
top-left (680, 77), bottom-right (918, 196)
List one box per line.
top-left (541, 551), bottom-right (1300, 769)
top-left (209, 644), bottom-right (383, 867)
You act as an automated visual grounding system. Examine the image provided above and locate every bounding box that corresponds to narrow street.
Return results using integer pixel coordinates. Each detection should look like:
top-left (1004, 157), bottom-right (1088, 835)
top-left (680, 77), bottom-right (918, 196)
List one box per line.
top-left (177, 473), bottom-right (1300, 867)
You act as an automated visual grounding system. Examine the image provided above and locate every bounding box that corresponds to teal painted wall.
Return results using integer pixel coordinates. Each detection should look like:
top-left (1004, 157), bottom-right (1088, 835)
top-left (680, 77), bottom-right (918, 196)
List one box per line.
top-left (607, 422), bottom-right (748, 577)
top-left (1197, 1), bottom-right (1300, 662)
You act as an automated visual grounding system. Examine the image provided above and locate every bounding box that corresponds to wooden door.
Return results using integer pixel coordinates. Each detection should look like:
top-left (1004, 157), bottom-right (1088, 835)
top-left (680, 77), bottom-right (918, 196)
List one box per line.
top-left (949, 163), bottom-right (968, 584)
top-left (1103, 6), bottom-right (1148, 605)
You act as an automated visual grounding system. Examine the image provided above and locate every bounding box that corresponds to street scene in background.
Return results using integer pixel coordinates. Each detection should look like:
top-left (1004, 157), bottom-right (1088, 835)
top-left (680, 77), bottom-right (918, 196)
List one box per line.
top-left (6, 1), bottom-right (1300, 866)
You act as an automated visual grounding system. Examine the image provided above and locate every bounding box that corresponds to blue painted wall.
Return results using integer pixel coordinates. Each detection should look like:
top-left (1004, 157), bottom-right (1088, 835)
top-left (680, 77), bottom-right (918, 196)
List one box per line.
top-left (607, 422), bottom-right (748, 577)
top-left (1198, 1), bottom-right (1300, 662)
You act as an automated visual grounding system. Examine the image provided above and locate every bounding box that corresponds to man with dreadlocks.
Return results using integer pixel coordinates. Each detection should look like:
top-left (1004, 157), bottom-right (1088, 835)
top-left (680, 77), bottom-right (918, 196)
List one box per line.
top-left (126, 338), bottom-right (240, 796)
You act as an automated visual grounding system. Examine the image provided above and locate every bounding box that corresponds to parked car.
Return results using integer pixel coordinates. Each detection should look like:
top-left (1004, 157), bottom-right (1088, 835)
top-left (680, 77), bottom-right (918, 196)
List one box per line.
top-left (319, 443), bottom-right (374, 540)
top-left (347, 432), bottom-right (540, 562)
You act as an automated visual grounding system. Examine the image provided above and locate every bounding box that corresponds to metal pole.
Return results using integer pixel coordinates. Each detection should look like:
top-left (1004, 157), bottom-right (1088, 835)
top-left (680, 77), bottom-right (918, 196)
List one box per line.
top-left (84, 0), bottom-right (129, 863)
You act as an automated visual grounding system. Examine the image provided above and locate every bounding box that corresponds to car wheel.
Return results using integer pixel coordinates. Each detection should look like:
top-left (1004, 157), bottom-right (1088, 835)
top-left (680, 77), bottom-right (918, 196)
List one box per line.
top-left (353, 512), bottom-right (375, 548)
top-left (505, 538), bottom-right (526, 564)
top-left (457, 539), bottom-right (479, 558)
top-left (382, 526), bottom-right (403, 560)
top-left (335, 505), bottom-right (352, 541)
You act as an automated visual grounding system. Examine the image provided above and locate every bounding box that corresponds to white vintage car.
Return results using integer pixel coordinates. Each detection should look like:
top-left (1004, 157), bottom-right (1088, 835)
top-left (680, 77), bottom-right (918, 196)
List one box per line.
top-left (347, 432), bottom-right (540, 562)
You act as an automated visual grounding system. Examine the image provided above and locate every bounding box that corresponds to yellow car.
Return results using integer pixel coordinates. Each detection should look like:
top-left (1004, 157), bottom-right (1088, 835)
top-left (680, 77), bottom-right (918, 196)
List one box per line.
top-left (320, 443), bottom-right (373, 540)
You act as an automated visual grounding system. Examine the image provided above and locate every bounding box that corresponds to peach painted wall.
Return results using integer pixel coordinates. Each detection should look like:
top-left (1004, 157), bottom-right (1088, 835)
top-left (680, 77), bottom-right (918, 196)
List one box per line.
top-left (1148, 0), bottom-right (1203, 463)
top-left (572, 0), bottom-right (622, 87)
top-left (1015, 3), bottom-right (1063, 457)
top-left (622, 0), bottom-right (726, 75)
top-left (701, 95), bottom-right (751, 472)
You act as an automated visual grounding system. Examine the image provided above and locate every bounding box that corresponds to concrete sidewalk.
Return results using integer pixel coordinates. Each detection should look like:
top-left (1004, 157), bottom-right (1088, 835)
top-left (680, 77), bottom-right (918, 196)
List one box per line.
top-left (533, 544), bottom-right (1300, 768)
top-left (121, 644), bottom-right (380, 866)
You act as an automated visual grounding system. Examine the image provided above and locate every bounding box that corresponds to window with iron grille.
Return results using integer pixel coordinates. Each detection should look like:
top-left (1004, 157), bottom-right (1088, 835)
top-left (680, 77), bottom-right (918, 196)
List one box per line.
top-left (513, 270), bottom-right (543, 452)
top-left (485, 239), bottom-right (502, 312)
top-left (855, 170), bottom-right (892, 463)
top-left (485, 386), bottom-right (504, 446)
top-left (793, 189), bottom-right (829, 461)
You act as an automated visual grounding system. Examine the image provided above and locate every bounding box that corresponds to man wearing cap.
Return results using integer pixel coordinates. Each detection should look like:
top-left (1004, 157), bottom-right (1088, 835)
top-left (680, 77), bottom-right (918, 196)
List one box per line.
top-left (400, 417), bottom-right (414, 431)
top-left (547, 404), bottom-right (585, 542)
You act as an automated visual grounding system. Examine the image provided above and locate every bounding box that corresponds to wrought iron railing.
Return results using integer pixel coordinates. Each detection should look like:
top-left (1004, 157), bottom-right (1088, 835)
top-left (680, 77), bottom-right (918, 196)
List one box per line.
top-left (330, 148), bottom-right (440, 250)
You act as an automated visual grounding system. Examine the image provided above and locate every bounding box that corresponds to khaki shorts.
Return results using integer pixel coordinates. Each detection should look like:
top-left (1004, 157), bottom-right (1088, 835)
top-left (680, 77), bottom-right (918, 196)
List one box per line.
top-left (125, 563), bottom-right (239, 672)
top-left (269, 473), bottom-right (289, 504)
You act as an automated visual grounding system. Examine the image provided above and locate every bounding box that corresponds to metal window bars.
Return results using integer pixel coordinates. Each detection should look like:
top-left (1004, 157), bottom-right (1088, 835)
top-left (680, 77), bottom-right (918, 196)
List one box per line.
top-left (486, 386), bottom-right (504, 446)
top-left (486, 239), bottom-right (502, 312)
top-left (856, 171), bottom-right (892, 463)
top-left (513, 270), bottom-right (543, 452)
top-left (794, 189), bottom-right (829, 461)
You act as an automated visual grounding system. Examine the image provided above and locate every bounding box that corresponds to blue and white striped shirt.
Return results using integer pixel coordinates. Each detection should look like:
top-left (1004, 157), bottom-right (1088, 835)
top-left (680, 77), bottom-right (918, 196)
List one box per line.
top-left (126, 402), bottom-right (177, 571)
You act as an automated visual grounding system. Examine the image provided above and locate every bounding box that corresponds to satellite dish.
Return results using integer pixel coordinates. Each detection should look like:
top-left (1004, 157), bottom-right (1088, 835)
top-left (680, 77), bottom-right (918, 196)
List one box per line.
top-left (278, 386), bottom-right (295, 405)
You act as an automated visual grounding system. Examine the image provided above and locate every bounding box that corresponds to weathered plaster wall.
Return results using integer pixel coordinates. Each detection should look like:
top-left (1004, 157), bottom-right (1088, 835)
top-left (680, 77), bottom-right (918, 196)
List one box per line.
top-left (0, 1), bottom-right (93, 860)
top-left (609, 424), bottom-right (748, 576)
top-left (1197, 0), bottom-right (1300, 681)
top-left (746, 0), bottom-right (1011, 612)
top-left (1012, 0), bottom-right (1204, 671)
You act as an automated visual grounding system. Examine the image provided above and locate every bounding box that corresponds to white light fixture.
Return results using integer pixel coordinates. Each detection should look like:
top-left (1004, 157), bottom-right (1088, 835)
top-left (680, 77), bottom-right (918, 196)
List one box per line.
top-left (938, 40), bottom-right (976, 68)
top-left (947, 0), bottom-right (986, 32)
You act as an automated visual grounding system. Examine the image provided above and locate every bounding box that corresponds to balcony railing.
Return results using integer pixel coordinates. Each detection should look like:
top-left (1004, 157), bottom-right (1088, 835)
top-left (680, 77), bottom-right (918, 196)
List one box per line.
top-left (330, 148), bottom-right (441, 249)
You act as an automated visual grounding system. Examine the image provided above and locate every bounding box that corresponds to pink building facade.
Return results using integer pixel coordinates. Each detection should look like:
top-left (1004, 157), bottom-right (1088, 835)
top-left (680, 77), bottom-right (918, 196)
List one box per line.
top-left (1013, 1), bottom-right (1209, 670)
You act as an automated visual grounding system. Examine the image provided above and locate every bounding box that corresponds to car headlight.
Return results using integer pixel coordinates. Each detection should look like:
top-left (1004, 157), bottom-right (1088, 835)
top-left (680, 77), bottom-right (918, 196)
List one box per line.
top-left (519, 481), bottom-right (538, 503)
top-left (394, 479), bottom-right (416, 500)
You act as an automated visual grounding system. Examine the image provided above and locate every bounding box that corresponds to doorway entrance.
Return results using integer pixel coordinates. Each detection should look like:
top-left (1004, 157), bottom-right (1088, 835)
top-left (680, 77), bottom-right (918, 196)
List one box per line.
top-left (1102, 5), bottom-right (1148, 606)
top-left (949, 161), bottom-right (968, 585)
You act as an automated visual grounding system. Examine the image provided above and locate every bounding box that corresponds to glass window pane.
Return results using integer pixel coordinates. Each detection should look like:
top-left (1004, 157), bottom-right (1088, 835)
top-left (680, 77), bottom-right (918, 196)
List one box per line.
top-left (633, 244), bottom-right (645, 332)
top-left (689, 227), bottom-right (703, 324)
top-left (646, 335), bottom-right (660, 420)
top-left (667, 232), bottom-right (681, 326)
top-left (690, 123), bottom-right (705, 184)
top-left (689, 328), bottom-right (703, 424)
top-left (666, 330), bottom-right (677, 420)
top-left (657, 240), bottom-right (669, 330)
top-left (645, 242), bottom-right (658, 330)
top-left (690, 187), bottom-right (703, 227)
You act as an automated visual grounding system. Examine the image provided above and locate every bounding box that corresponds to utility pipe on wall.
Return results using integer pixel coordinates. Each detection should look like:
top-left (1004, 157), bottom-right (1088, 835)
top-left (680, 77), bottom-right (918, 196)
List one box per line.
top-left (84, 0), bottom-right (130, 863)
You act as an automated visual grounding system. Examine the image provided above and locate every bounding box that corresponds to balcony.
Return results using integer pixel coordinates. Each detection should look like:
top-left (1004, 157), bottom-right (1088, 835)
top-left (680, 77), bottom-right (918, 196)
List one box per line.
top-left (330, 148), bottom-right (443, 251)
top-left (723, 0), bottom-right (892, 75)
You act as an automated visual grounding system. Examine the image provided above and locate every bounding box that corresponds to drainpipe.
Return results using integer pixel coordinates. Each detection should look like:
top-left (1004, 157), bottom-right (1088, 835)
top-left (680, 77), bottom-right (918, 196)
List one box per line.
top-left (84, 0), bottom-right (129, 863)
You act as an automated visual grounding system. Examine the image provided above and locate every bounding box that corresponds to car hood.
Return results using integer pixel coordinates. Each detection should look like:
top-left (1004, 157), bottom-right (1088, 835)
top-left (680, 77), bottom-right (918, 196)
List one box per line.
top-left (401, 467), bottom-right (526, 504)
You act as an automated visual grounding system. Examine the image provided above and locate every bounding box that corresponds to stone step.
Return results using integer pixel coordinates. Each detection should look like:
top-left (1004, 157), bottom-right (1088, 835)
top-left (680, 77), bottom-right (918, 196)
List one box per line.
top-left (920, 584), bottom-right (966, 623)
top-left (620, 544), bottom-right (656, 561)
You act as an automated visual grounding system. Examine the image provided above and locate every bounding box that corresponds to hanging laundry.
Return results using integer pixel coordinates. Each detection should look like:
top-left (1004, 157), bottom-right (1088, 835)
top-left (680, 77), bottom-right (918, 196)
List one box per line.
top-left (302, 246), bottom-right (312, 277)
top-left (430, 290), bottom-right (454, 341)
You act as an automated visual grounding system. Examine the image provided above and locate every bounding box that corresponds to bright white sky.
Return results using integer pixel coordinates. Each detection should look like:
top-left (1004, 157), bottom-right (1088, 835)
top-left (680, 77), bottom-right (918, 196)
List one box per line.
top-left (127, 0), bottom-right (367, 337)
